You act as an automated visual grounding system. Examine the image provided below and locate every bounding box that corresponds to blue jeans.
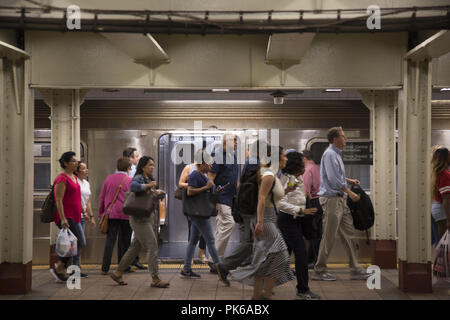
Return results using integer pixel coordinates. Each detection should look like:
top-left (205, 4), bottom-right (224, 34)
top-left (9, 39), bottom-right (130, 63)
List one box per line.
top-left (72, 218), bottom-right (87, 266)
top-left (183, 216), bottom-right (220, 271)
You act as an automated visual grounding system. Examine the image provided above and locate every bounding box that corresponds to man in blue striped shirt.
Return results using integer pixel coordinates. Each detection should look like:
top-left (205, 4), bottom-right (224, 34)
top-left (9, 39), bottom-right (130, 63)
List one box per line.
top-left (312, 127), bottom-right (370, 281)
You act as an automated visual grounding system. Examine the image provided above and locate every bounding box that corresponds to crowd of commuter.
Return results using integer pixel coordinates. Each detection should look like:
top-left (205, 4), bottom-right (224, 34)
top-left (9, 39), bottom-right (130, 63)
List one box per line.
top-left (48, 125), bottom-right (449, 300)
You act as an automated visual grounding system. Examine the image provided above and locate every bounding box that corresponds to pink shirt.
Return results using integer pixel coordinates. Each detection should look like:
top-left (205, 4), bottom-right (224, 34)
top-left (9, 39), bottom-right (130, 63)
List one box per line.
top-left (98, 172), bottom-right (132, 220)
top-left (302, 162), bottom-right (321, 199)
top-left (53, 173), bottom-right (82, 224)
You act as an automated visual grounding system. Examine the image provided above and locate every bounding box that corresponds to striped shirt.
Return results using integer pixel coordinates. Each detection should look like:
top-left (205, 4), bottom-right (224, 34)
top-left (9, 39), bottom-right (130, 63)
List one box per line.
top-left (435, 169), bottom-right (450, 203)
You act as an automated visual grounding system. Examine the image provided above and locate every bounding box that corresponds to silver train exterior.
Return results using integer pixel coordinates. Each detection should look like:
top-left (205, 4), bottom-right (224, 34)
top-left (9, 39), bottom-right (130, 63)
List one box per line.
top-left (32, 128), bottom-right (450, 265)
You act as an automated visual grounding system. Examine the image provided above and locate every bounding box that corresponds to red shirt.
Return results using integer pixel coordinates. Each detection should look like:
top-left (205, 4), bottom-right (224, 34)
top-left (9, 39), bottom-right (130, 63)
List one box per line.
top-left (435, 169), bottom-right (450, 203)
top-left (53, 173), bottom-right (82, 224)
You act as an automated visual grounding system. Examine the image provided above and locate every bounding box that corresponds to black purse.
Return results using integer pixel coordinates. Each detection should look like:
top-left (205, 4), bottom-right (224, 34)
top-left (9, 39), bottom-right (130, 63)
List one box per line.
top-left (174, 187), bottom-right (183, 200)
top-left (123, 191), bottom-right (157, 218)
top-left (182, 188), bottom-right (218, 219)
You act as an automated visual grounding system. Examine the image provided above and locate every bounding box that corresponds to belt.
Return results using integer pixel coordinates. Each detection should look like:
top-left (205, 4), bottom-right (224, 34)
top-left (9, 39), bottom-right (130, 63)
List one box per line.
top-left (335, 193), bottom-right (344, 197)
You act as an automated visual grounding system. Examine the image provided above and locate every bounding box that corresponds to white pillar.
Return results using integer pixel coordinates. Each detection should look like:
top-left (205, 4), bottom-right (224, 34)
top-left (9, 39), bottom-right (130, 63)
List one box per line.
top-left (360, 90), bottom-right (398, 269)
top-left (39, 89), bottom-right (85, 268)
top-left (397, 58), bottom-right (432, 293)
top-left (0, 56), bottom-right (34, 294)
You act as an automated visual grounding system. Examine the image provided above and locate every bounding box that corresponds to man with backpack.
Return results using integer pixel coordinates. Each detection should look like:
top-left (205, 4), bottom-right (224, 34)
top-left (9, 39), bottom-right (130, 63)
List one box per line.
top-left (215, 140), bottom-right (261, 286)
top-left (312, 127), bottom-right (370, 281)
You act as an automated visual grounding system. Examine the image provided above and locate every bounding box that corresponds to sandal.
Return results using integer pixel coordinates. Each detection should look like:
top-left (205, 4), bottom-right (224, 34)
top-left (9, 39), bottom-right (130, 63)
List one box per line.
top-left (151, 279), bottom-right (170, 288)
top-left (110, 273), bottom-right (127, 286)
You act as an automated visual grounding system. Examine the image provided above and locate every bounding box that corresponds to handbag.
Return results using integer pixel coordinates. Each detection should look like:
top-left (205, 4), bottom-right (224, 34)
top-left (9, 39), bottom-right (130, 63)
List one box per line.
top-left (123, 190), bottom-right (157, 218)
top-left (99, 175), bottom-right (127, 234)
top-left (174, 187), bottom-right (183, 200)
top-left (182, 188), bottom-right (218, 219)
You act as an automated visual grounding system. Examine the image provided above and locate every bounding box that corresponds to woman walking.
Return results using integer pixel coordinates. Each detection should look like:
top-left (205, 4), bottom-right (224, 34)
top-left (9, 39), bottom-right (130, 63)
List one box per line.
top-left (73, 161), bottom-right (96, 278)
top-left (430, 146), bottom-right (450, 243)
top-left (111, 156), bottom-right (170, 288)
top-left (179, 163), bottom-right (208, 263)
top-left (98, 157), bottom-right (133, 274)
top-left (230, 145), bottom-right (294, 300)
top-left (277, 151), bottom-right (320, 300)
top-left (50, 151), bottom-right (84, 282)
top-left (180, 151), bottom-right (221, 278)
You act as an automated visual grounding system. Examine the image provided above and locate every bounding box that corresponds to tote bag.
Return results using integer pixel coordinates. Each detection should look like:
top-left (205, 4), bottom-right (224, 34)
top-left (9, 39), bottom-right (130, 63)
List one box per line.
top-left (182, 188), bottom-right (218, 219)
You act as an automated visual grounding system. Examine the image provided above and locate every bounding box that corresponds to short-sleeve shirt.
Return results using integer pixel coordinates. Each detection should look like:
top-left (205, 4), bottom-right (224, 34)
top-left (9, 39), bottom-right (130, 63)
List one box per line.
top-left (188, 170), bottom-right (209, 189)
top-left (210, 150), bottom-right (239, 207)
top-left (435, 169), bottom-right (450, 203)
top-left (53, 173), bottom-right (82, 224)
top-left (77, 177), bottom-right (91, 213)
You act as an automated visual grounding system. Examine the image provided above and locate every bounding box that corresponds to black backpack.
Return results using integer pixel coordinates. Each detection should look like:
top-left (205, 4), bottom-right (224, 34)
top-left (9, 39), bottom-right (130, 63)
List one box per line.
top-left (232, 168), bottom-right (275, 223)
top-left (40, 185), bottom-right (56, 223)
top-left (346, 185), bottom-right (375, 244)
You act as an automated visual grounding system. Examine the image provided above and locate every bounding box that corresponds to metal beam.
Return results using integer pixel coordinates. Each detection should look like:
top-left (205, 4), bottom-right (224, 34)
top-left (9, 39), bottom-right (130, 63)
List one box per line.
top-left (405, 30), bottom-right (450, 62)
top-left (0, 40), bottom-right (30, 60)
top-left (101, 32), bottom-right (170, 67)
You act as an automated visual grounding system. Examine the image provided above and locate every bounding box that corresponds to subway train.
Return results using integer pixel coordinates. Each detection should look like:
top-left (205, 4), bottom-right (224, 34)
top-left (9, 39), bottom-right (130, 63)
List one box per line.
top-left (31, 116), bottom-right (450, 266)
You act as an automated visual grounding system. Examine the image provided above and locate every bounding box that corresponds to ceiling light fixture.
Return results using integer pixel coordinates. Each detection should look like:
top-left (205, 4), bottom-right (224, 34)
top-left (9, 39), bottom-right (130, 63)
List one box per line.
top-left (324, 88), bottom-right (342, 92)
top-left (271, 90), bottom-right (286, 104)
top-left (211, 88), bottom-right (230, 92)
top-left (440, 88), bottom-right (450, 92)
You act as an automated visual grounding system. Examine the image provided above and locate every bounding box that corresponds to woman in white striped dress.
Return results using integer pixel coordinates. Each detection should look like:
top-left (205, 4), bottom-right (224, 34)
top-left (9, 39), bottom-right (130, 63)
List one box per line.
top-left (230, 145), bottom-right (294, 300)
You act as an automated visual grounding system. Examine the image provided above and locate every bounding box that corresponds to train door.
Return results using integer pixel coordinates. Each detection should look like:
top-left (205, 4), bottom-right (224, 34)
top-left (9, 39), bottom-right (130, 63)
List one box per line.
top-left (157, 133), bottom-right (241, 259)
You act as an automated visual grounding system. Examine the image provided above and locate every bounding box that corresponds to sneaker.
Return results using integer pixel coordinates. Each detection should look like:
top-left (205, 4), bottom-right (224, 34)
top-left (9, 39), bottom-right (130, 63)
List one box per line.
top-left (307, 263), bottom-right (315, 270)
top-left (180, 269), bottom-right (201, 278)
top-left (311, 272), bottom-right (336, 281)
top-left (350, 269), bottom-right (371, 280)
top-left (216, 264), bottom-right (230, 286)
top-left (296, 290), bottom-right (321, 300)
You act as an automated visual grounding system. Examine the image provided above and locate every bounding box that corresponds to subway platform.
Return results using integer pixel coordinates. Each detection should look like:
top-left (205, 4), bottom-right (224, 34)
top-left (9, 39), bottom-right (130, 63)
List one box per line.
top-left (1, 263), bottom-right (449, 301)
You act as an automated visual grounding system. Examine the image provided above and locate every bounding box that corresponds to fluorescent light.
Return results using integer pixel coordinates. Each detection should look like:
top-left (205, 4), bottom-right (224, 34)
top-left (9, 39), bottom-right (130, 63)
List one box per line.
top-left (440, 88), bottom-right (450, 91)
top-left (212, 88), bottom-right (230, 92)
top-left (325, 88), bottom-right (342, 92)
top-left (162, 100), bottom-right (263, 103)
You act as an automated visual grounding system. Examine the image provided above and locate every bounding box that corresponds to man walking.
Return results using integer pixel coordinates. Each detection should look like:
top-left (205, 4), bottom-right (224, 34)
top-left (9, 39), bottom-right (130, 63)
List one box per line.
top-left (208, 134), bottom-right (239, 262)
top-left (312, 127), bottom-right (370, 281)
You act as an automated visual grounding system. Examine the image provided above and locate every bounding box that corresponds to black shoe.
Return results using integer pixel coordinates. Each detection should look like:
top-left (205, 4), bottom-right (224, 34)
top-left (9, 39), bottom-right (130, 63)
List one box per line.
top-left (124, 267), bottom-right (133, 273)
top-left (216, 264), bottom-right (230, 286)
top-left (180, 269), bottom-right (201, 278)
top-left (207, 261), bottom-right (218, 274)
top-left (68, 270), bottom-right (88, 278)
top-left (133, 262), bottom-right (147, 270)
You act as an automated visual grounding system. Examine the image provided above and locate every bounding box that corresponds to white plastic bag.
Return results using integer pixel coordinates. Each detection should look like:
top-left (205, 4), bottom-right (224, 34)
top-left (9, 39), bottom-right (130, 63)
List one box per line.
top-left (432, 230), bottom-right (449, 283)
top-left (55, 228), bottom-right (78, 257)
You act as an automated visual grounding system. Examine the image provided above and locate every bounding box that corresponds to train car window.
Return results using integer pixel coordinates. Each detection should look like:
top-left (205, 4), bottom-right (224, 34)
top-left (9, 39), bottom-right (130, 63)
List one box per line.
top-left (34, 163), bottom-right (51, 191)
top-left (308, 140), bottom-right (372, 191)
